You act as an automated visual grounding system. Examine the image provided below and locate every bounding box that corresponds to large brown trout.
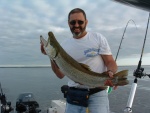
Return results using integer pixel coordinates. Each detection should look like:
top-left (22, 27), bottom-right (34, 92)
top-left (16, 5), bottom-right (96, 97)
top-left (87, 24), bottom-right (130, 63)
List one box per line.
top-left (40, 31), bottom-right (129, 87)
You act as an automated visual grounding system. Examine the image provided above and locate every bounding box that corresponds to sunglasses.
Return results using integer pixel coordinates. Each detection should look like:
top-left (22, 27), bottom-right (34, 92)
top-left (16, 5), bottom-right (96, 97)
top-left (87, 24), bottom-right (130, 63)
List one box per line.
top-left (69, 20), bottom-right (84, 25)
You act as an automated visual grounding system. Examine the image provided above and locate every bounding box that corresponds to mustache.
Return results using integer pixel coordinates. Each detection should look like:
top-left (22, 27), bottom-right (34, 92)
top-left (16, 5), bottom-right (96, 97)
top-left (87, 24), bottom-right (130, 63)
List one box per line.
top-left (72, 27), bottom-right (82, 30)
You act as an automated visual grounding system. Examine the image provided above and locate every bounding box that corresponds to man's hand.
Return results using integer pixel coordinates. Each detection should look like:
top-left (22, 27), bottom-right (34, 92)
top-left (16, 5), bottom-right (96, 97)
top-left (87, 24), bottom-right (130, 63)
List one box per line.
top-left (40, 42), bottom-right (47, 55)
top-left (105, 70), bottom-right (118, 90)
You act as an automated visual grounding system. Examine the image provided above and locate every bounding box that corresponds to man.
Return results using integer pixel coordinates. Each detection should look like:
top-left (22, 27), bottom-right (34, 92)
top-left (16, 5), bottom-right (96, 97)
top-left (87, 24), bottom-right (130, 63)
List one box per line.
top-left (41, 8), bottom-right (117, 113)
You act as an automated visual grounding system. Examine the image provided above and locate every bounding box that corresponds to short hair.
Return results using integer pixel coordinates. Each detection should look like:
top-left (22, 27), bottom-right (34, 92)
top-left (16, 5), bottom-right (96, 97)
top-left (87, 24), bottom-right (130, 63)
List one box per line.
top-left (68, 8), bottom-right (86, 20)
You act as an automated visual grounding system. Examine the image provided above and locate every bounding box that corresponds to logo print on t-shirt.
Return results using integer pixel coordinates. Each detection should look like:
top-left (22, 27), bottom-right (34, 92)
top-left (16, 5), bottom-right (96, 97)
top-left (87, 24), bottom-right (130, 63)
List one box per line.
top-left (84, 48), bottom-right (99, 57)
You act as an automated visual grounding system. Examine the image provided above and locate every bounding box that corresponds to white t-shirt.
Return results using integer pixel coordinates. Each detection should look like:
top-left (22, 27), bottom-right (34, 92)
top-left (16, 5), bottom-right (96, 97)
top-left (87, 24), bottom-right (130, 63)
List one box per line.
top-left (61, 32), bottom-right (112, 87)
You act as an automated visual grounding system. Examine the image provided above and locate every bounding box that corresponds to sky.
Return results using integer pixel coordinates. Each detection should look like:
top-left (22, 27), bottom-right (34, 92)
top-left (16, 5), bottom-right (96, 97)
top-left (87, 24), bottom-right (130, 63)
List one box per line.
top-left (0, 0), bottom-right (150, 66)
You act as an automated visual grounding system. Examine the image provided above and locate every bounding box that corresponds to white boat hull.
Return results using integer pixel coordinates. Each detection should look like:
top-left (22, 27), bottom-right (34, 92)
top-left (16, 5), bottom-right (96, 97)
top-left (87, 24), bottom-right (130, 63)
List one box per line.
top-left (47, 100), bottom-right (66, 113)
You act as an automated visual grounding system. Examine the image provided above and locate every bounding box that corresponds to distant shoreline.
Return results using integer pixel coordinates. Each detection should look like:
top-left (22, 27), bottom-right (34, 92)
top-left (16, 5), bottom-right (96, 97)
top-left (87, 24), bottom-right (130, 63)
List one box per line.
top-left (0, 65), bottom-right (51, 68)
top-left (0, 65), bottom-right (149, 68)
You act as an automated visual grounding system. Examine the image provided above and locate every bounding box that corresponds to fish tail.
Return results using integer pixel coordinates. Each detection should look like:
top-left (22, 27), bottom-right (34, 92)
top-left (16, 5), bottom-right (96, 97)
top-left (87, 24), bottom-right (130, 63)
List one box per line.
top-left (115, 79), bottom-right (129, 86)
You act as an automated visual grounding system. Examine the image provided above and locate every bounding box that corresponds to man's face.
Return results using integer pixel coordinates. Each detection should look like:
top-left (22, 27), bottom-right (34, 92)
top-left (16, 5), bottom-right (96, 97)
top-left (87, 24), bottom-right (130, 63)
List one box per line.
top-left (68, 12), bottom-right (87, 38)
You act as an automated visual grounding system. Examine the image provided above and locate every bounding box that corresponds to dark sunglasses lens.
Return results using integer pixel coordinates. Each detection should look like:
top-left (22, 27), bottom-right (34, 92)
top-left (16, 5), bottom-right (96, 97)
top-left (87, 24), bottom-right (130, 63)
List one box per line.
top-left (78, 20), bottom-right (84, 25)
top-left (70, 20), bottom-right (76, 25)
top-left (70, 20), bottom-right (84, 25)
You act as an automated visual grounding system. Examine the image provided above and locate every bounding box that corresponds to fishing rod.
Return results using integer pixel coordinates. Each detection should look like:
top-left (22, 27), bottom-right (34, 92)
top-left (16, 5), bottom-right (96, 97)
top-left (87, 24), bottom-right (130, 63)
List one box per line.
top-left (115, 19), bottom-right (137, 61)
top-left (0, 82), bottom-right (13, 113)
top-left (0, 82), bottom-right (3, 95)
top-left (124, 13), bottom-right (150, 113)
top-left (0, 82), bottom-right (7, 105)
top-left (107, 19), bottom-right (137, 94)
top-left (0, 83), bottom-right (2, 112)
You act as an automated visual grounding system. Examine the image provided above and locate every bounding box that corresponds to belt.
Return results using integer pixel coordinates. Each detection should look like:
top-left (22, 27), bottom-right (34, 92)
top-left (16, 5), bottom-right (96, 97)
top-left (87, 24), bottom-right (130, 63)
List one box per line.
top-left (69, 87), bottom-right (105, 95)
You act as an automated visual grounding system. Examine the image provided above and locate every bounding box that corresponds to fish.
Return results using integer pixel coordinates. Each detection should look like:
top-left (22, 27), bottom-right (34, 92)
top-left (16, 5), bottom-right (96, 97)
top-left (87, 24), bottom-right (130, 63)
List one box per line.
top-left (40, 31), bottom-right (129, 87)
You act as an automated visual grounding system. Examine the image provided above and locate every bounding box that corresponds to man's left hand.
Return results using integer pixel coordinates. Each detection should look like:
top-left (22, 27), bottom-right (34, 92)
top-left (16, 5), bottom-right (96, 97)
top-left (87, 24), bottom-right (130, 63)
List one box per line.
top-left (105, 70), bottom-right (118, 90)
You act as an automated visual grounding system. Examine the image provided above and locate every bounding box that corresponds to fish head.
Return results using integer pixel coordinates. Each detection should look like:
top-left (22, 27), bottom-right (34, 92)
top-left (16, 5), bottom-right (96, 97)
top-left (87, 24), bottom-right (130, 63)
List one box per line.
top-left (47, 32), bottom-right (60, 59)
top-left (40, 35), bottom-right (57, 60)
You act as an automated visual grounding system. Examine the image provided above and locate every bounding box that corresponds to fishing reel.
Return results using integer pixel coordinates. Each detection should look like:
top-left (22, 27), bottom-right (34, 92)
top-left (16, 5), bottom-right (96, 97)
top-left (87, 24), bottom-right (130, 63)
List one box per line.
top-left (1, 102), bottom-right (13, 113)
top-left (0, 94), bottom-right (14, 113)
top-left (16, 102), bottom-right (41, 113)
top-left (15, 93), bottom-right (41, 113)
top-left (133, 67), bottom-right (150, 78)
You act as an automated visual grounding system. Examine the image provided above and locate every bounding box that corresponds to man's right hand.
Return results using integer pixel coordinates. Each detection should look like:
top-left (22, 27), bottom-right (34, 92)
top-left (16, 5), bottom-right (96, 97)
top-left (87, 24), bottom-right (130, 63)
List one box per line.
top-left (40, 41), bottom-right (65, 79)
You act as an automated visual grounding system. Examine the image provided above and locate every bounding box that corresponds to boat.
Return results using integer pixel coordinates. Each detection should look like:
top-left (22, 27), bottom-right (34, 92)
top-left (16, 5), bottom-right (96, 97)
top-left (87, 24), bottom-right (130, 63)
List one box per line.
top-left (15, 93), bottom-right (41, 113)
top-left (113, 0), bottom-right (150, 12)
top-left (0, 91), bottom-right (42, 113)
top-left (1, 1), bottom-right (150, 113)
top-left (47, 100), bottom-right (66, 113)
top-left (0, 81), bottom-right (65, 113)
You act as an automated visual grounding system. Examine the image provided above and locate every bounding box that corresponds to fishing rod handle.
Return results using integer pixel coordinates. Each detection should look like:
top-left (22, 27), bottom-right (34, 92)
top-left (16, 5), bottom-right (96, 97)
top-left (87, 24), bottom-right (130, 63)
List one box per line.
top-left (124, 83), bottom-right (137, 113)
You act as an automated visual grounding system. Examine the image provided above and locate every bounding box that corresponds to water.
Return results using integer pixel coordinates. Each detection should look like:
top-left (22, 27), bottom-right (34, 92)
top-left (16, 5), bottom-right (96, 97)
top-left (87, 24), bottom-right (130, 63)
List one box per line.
top-left (0, 66), bottom-right (150, 113)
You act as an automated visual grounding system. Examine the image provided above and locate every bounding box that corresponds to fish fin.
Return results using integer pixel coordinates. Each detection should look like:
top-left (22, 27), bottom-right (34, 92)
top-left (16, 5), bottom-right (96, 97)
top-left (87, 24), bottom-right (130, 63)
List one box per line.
top-left (115, 79), bottom-right (129, 86)
top-left (79, 63), bottom-right (92, 71)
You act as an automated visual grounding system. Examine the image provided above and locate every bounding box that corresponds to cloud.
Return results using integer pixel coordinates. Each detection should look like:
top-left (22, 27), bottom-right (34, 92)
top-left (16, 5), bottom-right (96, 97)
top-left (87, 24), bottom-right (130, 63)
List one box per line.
top-left (0, 0), bottom-right (150, 66)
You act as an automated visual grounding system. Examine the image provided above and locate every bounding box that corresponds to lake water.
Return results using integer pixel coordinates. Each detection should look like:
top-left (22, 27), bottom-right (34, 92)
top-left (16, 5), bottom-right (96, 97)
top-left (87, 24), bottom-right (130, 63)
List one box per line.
top-left (0, 65), bottom-right (150, 113)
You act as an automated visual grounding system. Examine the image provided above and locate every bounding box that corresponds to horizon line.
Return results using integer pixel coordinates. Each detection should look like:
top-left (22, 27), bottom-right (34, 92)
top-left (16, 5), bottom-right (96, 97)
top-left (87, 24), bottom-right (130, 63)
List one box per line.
top-left (0, 64), bottom-right (150, 68)
top-left (0, 65), bottom-right (51, 68)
